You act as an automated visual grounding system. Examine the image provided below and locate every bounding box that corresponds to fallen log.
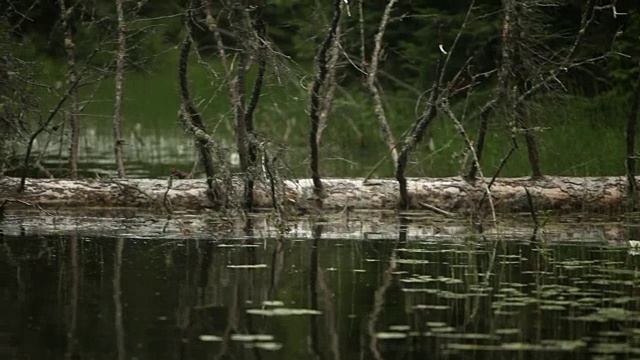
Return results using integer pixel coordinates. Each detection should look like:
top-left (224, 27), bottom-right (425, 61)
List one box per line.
top-left (0, 176), bottom-right (633, 213)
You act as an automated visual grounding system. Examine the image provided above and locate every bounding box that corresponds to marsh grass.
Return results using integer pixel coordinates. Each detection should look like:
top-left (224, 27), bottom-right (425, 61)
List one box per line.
top-left (31, 50), bottom-right (628, 178)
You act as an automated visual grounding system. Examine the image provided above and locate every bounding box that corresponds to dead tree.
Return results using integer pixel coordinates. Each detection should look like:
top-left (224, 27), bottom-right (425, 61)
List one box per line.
top-left (18, 49), bottom-right (99, 193)
top-left (316, 12), bottom-right (343, 146)
top-left (199, 0), bottom-right (267, 211)
top-left (178, 7), bottom-right (218, 205)
top-left (229, 0), bottom-right (268, 211)
top-left (500, 0), bottom-right (543, 178)
top-left (469, 0), bottom-right (608, 181)
top-left (112, 0), bottom-right (127, 178)
top-left (229, 1), bottom-right (249, 177)
top-left (309, 0), bottom-right (342, 201)
top-left (395, 55), bottom-right (444, 210)
top-left (243, 1), bottom-right (268, 211)
top-left (366, 0), bottom-right (399, 163)
top-left (57, 0), bottom-right (80, 178)
top-left (627, 61), bottom-right (640, 194)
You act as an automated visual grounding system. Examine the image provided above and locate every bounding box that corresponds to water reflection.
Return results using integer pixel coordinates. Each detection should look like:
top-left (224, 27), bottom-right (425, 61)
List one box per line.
top-left (1, 228), bottom-right (639, 359)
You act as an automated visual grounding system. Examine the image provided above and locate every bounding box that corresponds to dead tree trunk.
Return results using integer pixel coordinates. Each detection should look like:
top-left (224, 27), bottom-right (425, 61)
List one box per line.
top-left (317, 14), bottom-right (342, 146)
top-left (366, 0), bottom-right (399, 163)
top-left (243, 1), bottom-right (267, 211)
top-left (498, 0), bottom-right (542, 179)
top-left (627, 61), bottom-right (640, 194)
top-left (468, 101), bottom-right (495, 180)
top-left (178, 10), bottom-right (218, 204)
top-left (200, 0), bottom-right (260, 211)
top-left (309, 0), bottom-right (342, 200)
top-left (395, 53), bottom-right (444, 210)
top-left (57, 0), bottom-right (80, 179)
top-left (230, 1), bottom-right (249, 174)
top-left (112, 0), bottom-right (127, 178)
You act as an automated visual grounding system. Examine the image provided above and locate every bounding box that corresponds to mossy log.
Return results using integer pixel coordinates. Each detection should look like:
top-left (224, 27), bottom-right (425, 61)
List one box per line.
top-left (0, 176), bottom-right (634, 214)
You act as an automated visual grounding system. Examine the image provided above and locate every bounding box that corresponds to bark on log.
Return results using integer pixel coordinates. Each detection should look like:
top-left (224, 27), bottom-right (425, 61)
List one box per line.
top-left (0, 176), bottom-right (633, 213)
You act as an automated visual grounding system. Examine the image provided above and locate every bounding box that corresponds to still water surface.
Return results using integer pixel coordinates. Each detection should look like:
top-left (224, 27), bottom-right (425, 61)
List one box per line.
top-left (1, 224), bottom-right (640, 359)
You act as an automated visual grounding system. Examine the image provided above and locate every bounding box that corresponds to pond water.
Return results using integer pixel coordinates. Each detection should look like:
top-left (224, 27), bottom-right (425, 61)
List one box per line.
top-left (1, 215), bottom-right (640, 359)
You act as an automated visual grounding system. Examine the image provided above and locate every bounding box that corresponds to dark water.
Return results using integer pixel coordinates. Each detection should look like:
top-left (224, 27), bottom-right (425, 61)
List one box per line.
top-left (1, 227), bottom-right (640, 359)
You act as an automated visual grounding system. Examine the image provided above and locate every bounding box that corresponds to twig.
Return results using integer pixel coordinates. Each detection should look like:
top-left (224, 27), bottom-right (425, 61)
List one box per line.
top-left (418, 202), bottom-right (454, 217)
top-left (441, 101), bottom-right (497, 225)
top-left (0, 198), bottom-right (54, 216)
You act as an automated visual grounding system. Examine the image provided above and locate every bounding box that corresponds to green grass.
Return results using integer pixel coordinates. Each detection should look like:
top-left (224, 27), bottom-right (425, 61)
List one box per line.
top-left (30, 49), bottom-right (631, 178)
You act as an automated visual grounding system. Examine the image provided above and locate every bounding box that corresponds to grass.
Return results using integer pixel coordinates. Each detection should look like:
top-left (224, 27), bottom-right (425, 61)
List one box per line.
top-left (29, 49), bottom-right (631, 179)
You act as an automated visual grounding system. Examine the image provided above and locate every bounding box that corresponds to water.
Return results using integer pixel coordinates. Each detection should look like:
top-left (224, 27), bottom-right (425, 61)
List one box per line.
top-left (1, 214), bottom-right (640, 359)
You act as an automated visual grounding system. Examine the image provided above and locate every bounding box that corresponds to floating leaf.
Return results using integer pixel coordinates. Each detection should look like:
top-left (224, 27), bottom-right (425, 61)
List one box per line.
top-left (396, 259), bottom-right (430, 264)
top-left (248, 342), bottom-right (283, 351)
top-left (389, 325), bottom-right (411, 331)
top-left (247, 308), bottom-right (322, 316)
top-left (262, 300), bottom-right (284, 307)
top-left (539, 305), bottom-right (566, 311)
top-left (426, 322), bottom-right (448, 328)
top-left (496, 328), bottom-right (520, 335)
top-left (429, 326), bottom-right (455, 333)
top-left (376, 332), bottom-right (407, 339)
top-left (199, 335), bottom-right (223, 342)
top-left (227, 264), bottom-right (268, 269)
top-left (231, 334), bottom-right (274, 342)
top-left (414, 304), bottom-right (450, 310)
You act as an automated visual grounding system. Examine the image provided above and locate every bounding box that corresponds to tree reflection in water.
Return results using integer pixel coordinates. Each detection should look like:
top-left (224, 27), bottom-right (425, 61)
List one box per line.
top-left (0, 221), bottom-right (639, 359)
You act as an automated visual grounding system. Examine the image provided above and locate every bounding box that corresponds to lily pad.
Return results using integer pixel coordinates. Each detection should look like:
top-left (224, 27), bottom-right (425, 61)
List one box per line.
top-left (227, 264), bottom-right (268, 269)
top-left (375, 332), bottom-right (407, 339)
top-left (199, 335), bottom-right (223, 342)
top-left (231, 334), bottom-right (274, 342)
top-left (247, 308), bottom-right (322, 316)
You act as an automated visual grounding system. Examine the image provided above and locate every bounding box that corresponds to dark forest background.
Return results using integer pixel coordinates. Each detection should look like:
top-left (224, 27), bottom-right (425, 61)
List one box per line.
top-left (1, 0), bottom-right (640, 180)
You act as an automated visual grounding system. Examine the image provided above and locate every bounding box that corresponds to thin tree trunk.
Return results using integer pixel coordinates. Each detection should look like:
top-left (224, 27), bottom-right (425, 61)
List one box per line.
top-left (230, 1), bottom-right (248, 175)
top-left (178, 11), bottom-right (218, 204)
top-left (511, 0), bottom-right (543, 178)
top-left (243, 1), bottom-right (267, 211)
top-left (201, 0), bottom-right (255, 210)
top-left (468, 101), bottom-right (494, 179)
top-left (113, 0), bottom-right (126, 178)
top-left (58, 0), bottom-right (80, 179)
top-left (317, 18), bottom-right (342, 146)
top-left (367, 0), bottom-right (399, 163)
top-left (309, 0), bottom-right (342, 198)
top-left (627, 62), bottom-right (640, 194)
top-left (521, 115), bottom-right (543, 178)
top-left (395, 57), bottom-right (444, 209)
